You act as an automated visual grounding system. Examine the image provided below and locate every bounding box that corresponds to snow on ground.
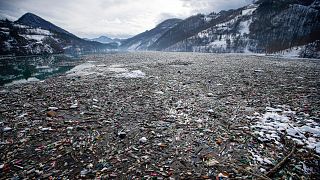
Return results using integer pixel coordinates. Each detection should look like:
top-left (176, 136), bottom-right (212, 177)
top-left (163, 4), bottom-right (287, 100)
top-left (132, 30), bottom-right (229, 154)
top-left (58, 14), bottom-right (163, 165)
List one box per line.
top-left (13, 24), bottom-right (28, 29)
top-left (242, 5), bottom-right (258, 16)
top-left (249, 106), bottom-right (320, 153)
top-left (36, 65), bottom-right (50, 70)
top-left (128, 41), bottom-right (142, 51)
top-left (204, 15), bottom-right (213, 22)
top-left (27, 28), bottom-right (51, 35)
top-left (239, 19), bottom-right (251, 35)
top-left (21, 35), bottom-right (47, 41)
top-left (271, 47), bottom-right (302, 58)
top-left (0, 27), bottom-right (9, 31)
top-left (63, 45), bottom-right (72, 50)
top-left (215, 16), bottom-right (239, 29)
top-left (209, 39), bottom-right (227, 48)
top-left (197, 31), bottom-right (209, 39)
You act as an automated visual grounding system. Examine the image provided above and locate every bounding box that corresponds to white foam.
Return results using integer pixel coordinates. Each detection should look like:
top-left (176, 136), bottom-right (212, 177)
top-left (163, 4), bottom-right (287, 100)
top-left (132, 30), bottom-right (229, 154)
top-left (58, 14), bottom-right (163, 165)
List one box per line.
top-left (117, 70), bottom-right (145, 78)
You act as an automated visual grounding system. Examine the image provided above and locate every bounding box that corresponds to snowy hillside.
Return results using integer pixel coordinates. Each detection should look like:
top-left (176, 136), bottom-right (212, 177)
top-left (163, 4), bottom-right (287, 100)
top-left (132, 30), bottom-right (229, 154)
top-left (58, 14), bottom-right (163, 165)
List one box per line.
top-left (0, 20), bottom-right (61, 55)
top-left (160, 0), bottom-right (320, 58)
top-left (114, 0), bottom-right (318, 58)
top-left (165, 4), bottom-right (258, 53)
top-left (120, 18), bottom-right (182, 51)
top-left (0, 13), bottom-right (117, 55)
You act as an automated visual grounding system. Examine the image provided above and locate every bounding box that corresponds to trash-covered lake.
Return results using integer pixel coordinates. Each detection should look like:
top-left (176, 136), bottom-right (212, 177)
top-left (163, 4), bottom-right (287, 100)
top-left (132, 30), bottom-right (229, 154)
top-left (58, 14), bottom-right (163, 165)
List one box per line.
top-left (0, 54), bottom-right (81, 86)
top-left (0, 52), bottom-right (319, 179)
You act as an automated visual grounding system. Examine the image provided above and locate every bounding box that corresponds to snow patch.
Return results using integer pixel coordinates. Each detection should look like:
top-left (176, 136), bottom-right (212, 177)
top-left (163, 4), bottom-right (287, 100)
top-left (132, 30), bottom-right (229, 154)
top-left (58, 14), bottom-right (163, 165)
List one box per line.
top-left (128, 41), bottom-right (142, 51)
top-left (209, 39), bottom-right (227, 48)
top-left (242, 5), bottom-right (257, 16)
top-left (239, 19), bottom-right (251, 35)
top-left (21, 35), bottom-right (47, 41)
top-left (116, 70), bottom-right (146, 78)
top-left (250, 106), bottom-right (320, 154)
top-left (27, 28), bottom-right (51, 35)
top-left (13, 24), bottom-right (29, 29)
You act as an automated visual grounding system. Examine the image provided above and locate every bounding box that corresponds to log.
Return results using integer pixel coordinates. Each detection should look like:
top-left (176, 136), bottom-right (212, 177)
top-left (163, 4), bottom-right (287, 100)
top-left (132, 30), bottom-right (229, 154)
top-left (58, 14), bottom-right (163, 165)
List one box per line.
top-left (266, 143), bottom-right (296, 177)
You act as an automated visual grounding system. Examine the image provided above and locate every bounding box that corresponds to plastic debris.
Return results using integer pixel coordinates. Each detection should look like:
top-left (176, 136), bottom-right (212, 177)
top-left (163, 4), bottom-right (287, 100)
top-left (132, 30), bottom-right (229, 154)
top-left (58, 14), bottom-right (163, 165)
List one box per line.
top-left (0, 52), bottom-right (319, 179)
top-left (139, 137), bottom-right (148, 143)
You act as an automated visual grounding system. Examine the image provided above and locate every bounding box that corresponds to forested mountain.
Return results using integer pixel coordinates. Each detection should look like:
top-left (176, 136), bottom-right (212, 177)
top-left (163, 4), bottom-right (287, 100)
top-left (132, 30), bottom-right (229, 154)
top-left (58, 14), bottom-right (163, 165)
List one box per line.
top-left (1, 0), bottom-right (319, 57)
top-left (0, 13), bottom-right (117, 55)
top-left (120, 18), bottom-right (182, 50)
top-left (124, 0), bottom-right (320, 58)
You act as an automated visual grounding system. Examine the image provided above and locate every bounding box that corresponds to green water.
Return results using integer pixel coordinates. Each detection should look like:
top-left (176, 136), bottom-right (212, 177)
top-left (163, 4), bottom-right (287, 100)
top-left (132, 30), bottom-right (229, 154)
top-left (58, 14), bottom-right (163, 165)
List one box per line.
top-left (0, 54), bottom-right (80, 86)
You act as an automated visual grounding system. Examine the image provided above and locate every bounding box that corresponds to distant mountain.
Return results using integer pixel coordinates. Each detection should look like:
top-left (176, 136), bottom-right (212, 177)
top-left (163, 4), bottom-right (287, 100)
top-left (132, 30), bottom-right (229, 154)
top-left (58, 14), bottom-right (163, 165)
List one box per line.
top-left (120, 18), bottom-right (182, 50)
top-left (123, 0), bottom-right (320, 58)
top-left (0, 13), bottom-right (117, 55)
top-left (86, 36), bottom-right (122, 44)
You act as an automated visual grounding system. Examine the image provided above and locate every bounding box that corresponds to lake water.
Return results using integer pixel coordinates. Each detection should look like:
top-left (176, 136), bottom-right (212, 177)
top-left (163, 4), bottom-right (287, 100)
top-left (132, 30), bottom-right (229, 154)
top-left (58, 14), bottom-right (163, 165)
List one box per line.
top-left (0, 54), bottom-right (81, 86)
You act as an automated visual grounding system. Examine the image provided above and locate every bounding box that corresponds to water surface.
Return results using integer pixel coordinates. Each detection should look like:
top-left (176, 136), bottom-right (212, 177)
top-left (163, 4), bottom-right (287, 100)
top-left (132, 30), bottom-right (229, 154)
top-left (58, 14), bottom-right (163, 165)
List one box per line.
top-left (0, 54), bottom-right (81, 86)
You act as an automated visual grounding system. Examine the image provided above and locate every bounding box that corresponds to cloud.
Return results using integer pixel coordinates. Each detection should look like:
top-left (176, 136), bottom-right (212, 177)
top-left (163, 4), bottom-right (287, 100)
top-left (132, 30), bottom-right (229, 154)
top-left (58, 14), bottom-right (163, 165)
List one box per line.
top-left (0, 0), bottom-right (251, 38)
top-left (180, 0), bottom-right (254, 14)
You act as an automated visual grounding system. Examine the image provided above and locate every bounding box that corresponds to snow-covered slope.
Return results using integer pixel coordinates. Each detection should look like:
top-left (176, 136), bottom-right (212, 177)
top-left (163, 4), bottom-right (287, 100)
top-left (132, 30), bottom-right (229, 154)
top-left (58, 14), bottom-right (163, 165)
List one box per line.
top-left (0, 13), bottom-right (117, 55)
top-left (165, 4), bottom-right (258, 53)
top-left (268, 40), bottom-right (320, 59)
top-left (16, 13), bottom-right (73, 36)
top-left (134, 0), bottom-right (320, 58)
top-left (0, 20), bottom-right (60, 54)
top-left (120, 18), bottom-right (182, 51)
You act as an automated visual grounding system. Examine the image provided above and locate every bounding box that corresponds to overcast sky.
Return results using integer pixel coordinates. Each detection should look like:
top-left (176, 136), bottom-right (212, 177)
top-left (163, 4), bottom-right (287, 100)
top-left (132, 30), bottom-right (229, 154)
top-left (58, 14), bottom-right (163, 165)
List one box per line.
top-left (0, 0), bottom-right (252, 38)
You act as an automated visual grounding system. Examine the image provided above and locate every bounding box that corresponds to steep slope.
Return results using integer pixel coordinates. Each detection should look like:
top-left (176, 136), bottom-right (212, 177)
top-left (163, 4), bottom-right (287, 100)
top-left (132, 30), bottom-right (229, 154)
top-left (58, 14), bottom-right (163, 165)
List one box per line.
top-left (120, 18), bottom-right (182, 50)
top-left (250, 0), bottom-right (320, 53)
top-left (16, 13), bottom-right (73, 36)
top-left (164, 4), bottom-right (258, 52)
top-left (149, 10), bottom-right (240, 51)
top-left (147, 0), bottom-right (320, 57)
top-left (0, 13), bottom-right (117, 55)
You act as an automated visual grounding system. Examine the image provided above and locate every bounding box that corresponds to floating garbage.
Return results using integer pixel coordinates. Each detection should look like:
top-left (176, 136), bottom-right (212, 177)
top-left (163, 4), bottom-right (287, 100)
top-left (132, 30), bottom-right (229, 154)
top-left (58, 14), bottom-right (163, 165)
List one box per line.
top-left (139, 137), bottom-right (148, 143)
top-left (0, 52), bottom-right (319, 179)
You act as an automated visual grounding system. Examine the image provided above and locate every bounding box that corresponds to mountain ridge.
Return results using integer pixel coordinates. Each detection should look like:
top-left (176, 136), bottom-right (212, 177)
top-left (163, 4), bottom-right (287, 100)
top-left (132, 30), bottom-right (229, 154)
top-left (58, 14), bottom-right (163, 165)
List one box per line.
top-left (1, 0), bottom-right (319, 58)
top-left (85, 36), bottom-right (122, 44)
top-left (119, 18), bottom-right (182, 50)
top-left (120, 0), bottom-right (319, 58)
top-left (0, 13), bottom-right (117, 55)
top-left (16, 13), bottom-right (74, 36)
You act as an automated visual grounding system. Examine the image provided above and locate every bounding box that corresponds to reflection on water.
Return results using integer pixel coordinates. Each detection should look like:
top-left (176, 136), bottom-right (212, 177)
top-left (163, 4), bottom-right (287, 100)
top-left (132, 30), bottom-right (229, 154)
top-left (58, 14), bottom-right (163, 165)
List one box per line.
top-left (0, 54), bottom-right (81, 86)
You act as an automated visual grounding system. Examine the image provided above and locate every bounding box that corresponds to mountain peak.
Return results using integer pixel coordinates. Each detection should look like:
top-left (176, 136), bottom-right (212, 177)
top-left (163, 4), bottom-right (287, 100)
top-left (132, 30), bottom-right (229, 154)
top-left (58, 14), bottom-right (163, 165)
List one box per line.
top-left (16, 12), bottom-right (72, 35)
top-left (156, 18), bottom-right (182, 28)
top-left (21, 12), bottom-right (38, 18)
top-left (88, 36), bottom-right (115, 44)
